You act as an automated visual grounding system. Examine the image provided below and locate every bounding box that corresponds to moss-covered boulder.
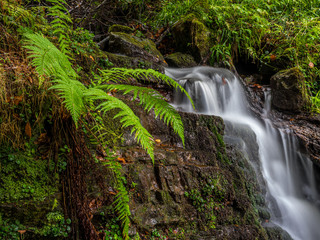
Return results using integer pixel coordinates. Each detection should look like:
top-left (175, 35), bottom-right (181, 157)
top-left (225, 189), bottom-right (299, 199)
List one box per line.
top-left (270, 67), bottom-right (308, 111)
top-left (172, 14), bottom-right (211, 63)
top-left (165, 52), bottom-right (197, 68)
top-left (105, 32), bottom-right (166, 67)
top-left (108, 24), bottom-right (134, 34)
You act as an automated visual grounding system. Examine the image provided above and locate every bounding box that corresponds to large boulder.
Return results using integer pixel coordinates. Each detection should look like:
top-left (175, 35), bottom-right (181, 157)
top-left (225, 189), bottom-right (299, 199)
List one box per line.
top-left (172, 14), bottom-right (211, 63)
top-left (270, 67), bottom-right (308, 111)
top-left (104, 32), bottom-right (166, 67)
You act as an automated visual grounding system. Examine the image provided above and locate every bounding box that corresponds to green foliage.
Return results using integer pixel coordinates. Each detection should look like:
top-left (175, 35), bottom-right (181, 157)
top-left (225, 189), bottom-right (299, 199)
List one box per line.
top-left (32, 211), bottom-right (71, 238)
top-left (46, 0), bottom-right (73, 56)
top-left (102, 155), bottom-right (130, 240)
top-left (0, 0), bottom-right (36, 29)
top-left (23, 33), bottom-right (188, 162)
top-left (0, 144), bottom-right (58, 203)
top-left (185, 176), bottom-right (227, 229)
top-left (153, 0), bottom-right (320, 111)
top-left (0, 214), bottom-right (25, 240)
top-left (23, 31), bottom-right (189, 238)
top-left (104, 217), bottom-right (123, 240)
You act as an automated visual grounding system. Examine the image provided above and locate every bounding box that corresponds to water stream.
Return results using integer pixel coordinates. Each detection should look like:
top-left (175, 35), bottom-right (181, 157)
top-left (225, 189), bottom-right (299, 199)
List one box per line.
top-left (166, 66), bottom-right (320, 240)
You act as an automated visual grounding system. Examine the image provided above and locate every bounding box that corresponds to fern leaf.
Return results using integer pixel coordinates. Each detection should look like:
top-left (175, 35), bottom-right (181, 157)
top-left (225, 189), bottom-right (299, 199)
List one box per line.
top-left (85, 88), bottom-right (155, 162)
top-left (98, 84), bottom-right (185, 145)
top-left (104, 159), bottom-right (131, 240)
top-left (99, 68), bottom-right (194, 109)
top-left (23, 33), bottom-right (85, 125)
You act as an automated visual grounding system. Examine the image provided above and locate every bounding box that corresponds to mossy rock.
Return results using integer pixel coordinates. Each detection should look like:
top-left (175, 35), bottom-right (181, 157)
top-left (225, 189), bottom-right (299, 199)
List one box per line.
top-left (104, 52), bottom-right (164, 72)
top-left (108, 24), bottom-right (134, 34)
top-left (165, 52), bottom-right (197, 68)
top-left (270, 67), bottom-right (309, 111)
top-left (172, 14), bottom-right (211, 63)
top-left (106, 32), bottom-right (166, 67)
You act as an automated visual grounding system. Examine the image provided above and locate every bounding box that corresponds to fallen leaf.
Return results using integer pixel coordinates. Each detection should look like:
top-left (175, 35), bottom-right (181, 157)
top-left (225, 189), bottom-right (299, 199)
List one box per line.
top-left (270, 54), bottom-right (276, 61)
top-left (25, 122), bottom-right (32, 138)
top-left (13, 96), bottom-right (23, 105)
top-left (117, 157), bottom-right (126, 163)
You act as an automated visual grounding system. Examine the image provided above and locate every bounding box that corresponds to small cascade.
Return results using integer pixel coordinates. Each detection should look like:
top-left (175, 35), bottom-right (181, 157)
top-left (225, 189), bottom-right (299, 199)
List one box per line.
top-left (166, 66), bottom-right (320, 240)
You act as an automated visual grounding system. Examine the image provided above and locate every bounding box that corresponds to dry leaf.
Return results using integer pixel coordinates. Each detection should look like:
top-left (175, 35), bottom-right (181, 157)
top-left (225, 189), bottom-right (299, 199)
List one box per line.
top-left (25, 122), bottom-right (32, 138)
top-left (13, 96), bottom-right (23, 105)
top-left (117, 157), bottom-right (126, 163)
top-left (270, 54), bottom-right (276, 61)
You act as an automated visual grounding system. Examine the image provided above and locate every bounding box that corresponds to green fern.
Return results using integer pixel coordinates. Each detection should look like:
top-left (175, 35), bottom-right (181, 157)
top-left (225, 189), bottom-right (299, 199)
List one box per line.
top-left (98, 68), bottom-right (194, 109)
top-left (1, 0), bottom-right (35, 28)
top-left (23, 32), bottom-right (189, 239)
top-left (103, 157), bottom-right (131, 240)
top-left (85, 88), bottom-right (155, 161)
top-left (96, 83), bottom-right (185, 146)
top-left (23, 33), bottom-right (84, 124)
top-left (47, 0), bottom-right (73, 56)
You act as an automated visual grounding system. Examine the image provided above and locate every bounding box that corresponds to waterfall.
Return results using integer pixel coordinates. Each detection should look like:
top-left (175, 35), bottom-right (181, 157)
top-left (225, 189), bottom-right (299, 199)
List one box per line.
top-left (166, 66), bottom-right (320, 240)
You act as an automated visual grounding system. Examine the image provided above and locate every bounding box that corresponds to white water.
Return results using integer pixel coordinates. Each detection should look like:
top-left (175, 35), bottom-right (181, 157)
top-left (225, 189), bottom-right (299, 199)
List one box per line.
top-left (166, 66), bottom-right (320, 240)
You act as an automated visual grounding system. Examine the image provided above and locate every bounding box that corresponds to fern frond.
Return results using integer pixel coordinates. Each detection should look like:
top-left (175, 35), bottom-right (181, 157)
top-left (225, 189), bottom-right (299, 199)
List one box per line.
top-left (47, 0), bottom-right (73, 56)
top-left (98, 68), bottom-right (195, 109)
top-left (23, 33), bottom-right (85, 124)
top-left (98, 84), bottom-right (185, 145)
top-left (1, 0), bottom-right (35, 27)
top-left (103, 158), bottom-right (131, 240)
top-left (23, 33), bottom-right (76, 80)
top-left (50, 78), bottom-right (87, 124)
top-left (84, 88), bottom-right (155, 162)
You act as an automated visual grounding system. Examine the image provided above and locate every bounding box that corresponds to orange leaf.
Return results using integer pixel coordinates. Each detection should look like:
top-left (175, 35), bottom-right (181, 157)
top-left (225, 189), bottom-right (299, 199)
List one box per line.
top-left (25, 122), bottom-right (32, 138)
top-left (13, 96), bottom-right (23, 105)
top-left (117, 157), bottom-right (126, 163)
top-left (89, 56), bottom-right (94, 61)
top-left (309, 62), bottom-right (314, 68)
top-left (270, 54), bottom-right (276, 61)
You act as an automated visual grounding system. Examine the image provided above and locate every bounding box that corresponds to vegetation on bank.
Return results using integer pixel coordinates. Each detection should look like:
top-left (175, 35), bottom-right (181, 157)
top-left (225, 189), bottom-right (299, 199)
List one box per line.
top-left (151, 0), bottom-right (320, 112)
top-left (1, 0), bottom-right (320, 239)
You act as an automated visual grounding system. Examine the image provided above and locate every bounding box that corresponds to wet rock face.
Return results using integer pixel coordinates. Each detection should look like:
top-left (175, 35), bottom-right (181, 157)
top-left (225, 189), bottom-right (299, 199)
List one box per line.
top-left (172, 14), bottom-right (211, 63)
top-left (270, 67), bottom-right (308, 112)
top-left (120, 109), bottom-right (269, 239)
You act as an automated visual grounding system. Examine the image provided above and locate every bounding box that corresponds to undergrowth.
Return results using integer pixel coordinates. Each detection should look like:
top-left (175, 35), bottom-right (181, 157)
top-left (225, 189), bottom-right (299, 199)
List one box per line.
top-left (152, 0), bottom-right (320, 112)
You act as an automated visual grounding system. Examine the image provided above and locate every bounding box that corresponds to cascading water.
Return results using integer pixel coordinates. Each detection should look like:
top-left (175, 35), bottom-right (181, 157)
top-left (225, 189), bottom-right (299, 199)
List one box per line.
top-left (166, 66), bottom-right (320, 240)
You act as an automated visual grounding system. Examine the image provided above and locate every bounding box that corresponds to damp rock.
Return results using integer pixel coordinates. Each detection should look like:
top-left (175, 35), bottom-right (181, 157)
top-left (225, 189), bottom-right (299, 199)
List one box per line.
top-left (270, 67), bottom-right (308, 112)
top-left (172, 14), bottom-right (210, 63)
top-left (165, 52), bottom-right (197, 68)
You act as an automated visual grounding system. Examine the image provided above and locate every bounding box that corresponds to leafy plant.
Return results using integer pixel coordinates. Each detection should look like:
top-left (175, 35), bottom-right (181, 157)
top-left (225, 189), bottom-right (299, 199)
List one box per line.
top-left (32, 211), bottom-right (71, 238)
top-left (23, 30), bottom-right (192, 238)
top-left (46, 0), bottom-right (73, 55)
